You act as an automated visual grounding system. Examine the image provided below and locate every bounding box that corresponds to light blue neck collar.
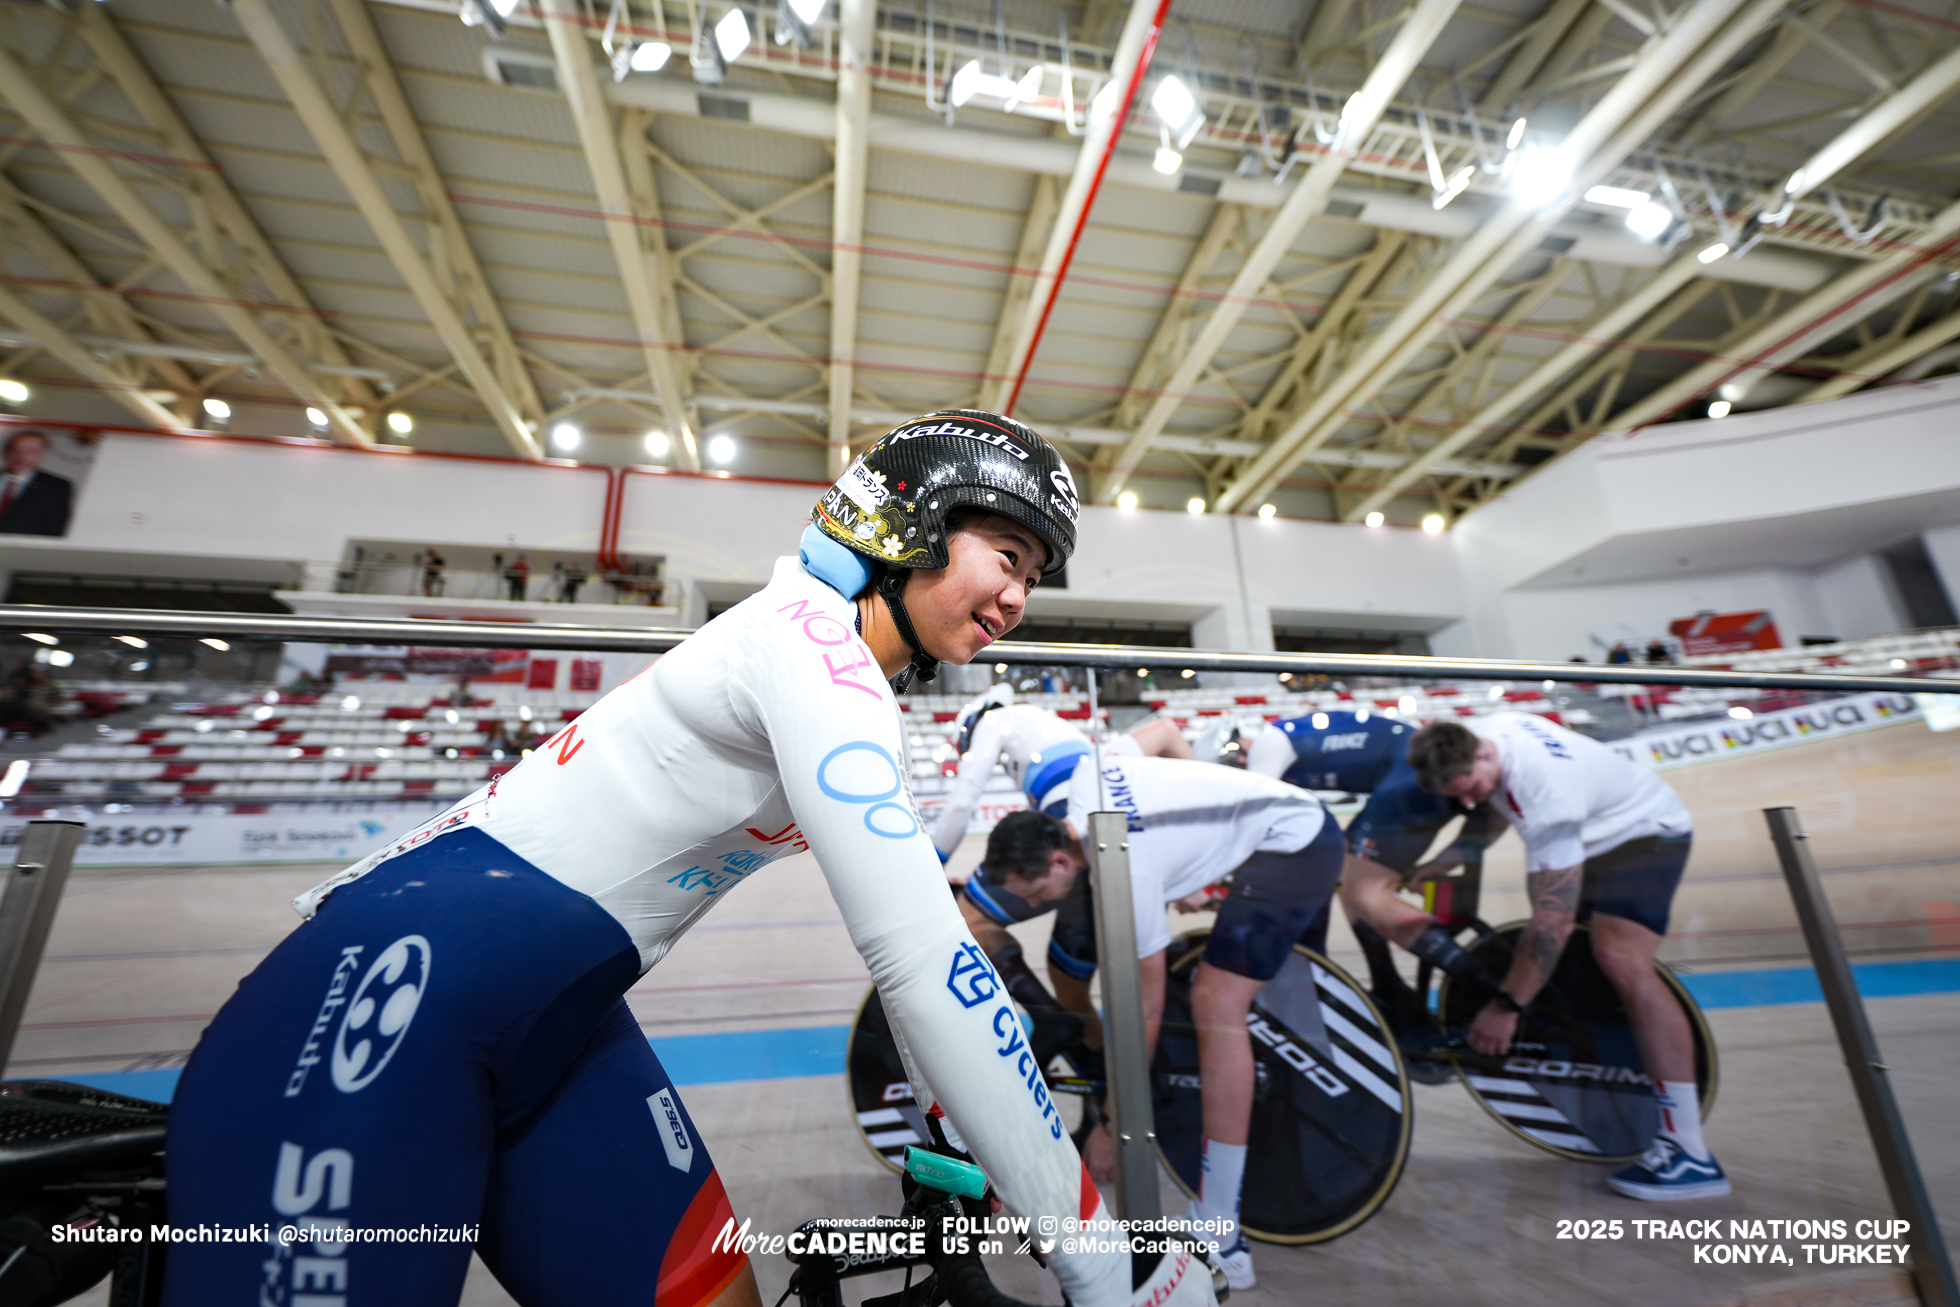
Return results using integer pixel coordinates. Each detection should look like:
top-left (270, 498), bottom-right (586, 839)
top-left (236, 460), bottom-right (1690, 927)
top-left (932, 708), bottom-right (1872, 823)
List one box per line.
top-left (799, 523), bottom-right (873, 600)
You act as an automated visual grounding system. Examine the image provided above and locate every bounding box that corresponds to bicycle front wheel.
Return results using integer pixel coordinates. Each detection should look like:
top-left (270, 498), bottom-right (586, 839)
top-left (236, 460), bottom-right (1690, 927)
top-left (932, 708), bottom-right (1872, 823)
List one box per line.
top-left (1153, 931), bottom-right (1413, 1244)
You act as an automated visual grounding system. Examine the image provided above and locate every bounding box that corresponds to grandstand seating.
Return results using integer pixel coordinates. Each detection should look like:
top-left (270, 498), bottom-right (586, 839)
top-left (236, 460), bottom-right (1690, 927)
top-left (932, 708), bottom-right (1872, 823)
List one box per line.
top-left (12, 627), bottom-right (1950, 812)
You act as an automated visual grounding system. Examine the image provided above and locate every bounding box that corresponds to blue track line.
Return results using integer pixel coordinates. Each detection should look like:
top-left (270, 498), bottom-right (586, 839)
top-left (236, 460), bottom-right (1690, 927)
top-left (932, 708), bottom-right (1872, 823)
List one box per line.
top-left (51, 957), bottom-right (1960, 1105)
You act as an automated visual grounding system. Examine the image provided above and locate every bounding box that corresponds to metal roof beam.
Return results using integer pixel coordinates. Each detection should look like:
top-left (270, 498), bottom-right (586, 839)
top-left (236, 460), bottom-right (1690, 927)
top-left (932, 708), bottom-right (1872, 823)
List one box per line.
top-left (539, 0), bottom-right (697, 469)
top-left (70, 2), bottom-right (368, 401)
top-left (1216, 0), bottom-right (1782, 514)
top-left (826, 0), bottom-right (874, 478)
top-left (0, 41), bottom-right (372, 447)
top-left (0, 282), bottom-right (182, 429)
top-left (1349, 252), bottom-right (1706, 516)
top-left (990, 0), bottom-right (1170, 415)
top-left (229, 0), bottom-right (535, 458)
top-left (1800, 298), bottom-right (1960, 402)
top-left (320, 0), bottom-right (543, 423)
top-left (1093, 0), bottom-right (1464, 505)
top-left (0, 175), bottom-right (196, 399)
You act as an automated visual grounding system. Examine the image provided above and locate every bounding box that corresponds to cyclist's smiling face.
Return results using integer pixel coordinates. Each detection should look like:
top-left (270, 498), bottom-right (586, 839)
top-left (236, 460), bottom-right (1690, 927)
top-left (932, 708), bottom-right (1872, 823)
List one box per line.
top-left (905, 514), bottom-right (1047, 665)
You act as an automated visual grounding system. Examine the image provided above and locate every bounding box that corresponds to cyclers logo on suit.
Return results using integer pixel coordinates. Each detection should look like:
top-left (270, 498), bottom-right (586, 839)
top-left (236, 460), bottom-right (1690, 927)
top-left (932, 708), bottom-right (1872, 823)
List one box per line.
top-left (328, 935), bottom-right (432, 1094)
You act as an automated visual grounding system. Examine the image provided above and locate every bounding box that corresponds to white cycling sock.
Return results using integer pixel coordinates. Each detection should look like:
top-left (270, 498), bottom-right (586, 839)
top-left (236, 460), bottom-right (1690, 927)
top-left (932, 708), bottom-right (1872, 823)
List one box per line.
top-left (1655, 1080), bottom-right (1708, 1159)
top-left (1197, 1138), bottom-right (1247, 1236)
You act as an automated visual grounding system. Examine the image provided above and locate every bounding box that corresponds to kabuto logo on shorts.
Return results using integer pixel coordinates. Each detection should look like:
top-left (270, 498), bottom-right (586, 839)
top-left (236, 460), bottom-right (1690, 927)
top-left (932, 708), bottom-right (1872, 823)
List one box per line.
top-left (331, 935), bottom-right (432, 1093)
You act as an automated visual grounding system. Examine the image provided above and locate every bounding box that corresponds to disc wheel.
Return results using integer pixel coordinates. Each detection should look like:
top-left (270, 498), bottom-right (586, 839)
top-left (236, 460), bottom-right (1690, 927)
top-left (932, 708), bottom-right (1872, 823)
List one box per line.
top-left (1438, 922), bottom-right (1718, 1163)
top-left (1154, 931), bottom-right (1412, 1244)
top-left (844, 985), bottom-right (929, 1174)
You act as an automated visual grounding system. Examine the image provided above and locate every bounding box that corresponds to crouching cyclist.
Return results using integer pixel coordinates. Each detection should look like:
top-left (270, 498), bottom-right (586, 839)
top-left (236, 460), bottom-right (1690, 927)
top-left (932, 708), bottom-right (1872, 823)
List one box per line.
top-left (1407, 714), bottom-right (1726, 1201)
top-left (985, 756), bottom-right (1346, 1292)
top-left (161, 411), bottom-right (1216, 1307)
top-left (1245, 710), bottom-right (1501, 1034)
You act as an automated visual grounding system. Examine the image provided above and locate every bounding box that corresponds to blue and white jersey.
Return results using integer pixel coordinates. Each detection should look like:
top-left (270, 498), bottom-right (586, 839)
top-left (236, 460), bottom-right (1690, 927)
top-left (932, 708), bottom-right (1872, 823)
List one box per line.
top-left (295, 555), bottom-right (1127, 1307)
top-left (1245, 710), bottom-right (1412, 793)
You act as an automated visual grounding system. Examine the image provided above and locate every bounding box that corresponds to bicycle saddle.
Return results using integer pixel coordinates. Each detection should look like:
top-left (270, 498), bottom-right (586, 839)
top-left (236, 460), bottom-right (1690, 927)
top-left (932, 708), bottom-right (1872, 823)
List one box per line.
top-left (0, 1080), bottom-right (168, 1194)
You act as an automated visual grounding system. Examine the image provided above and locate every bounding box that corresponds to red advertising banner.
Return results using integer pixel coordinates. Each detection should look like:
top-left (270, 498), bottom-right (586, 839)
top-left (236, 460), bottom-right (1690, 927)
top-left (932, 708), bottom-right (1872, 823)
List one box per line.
top-left (1668, 610), bottom-right (1782, 657)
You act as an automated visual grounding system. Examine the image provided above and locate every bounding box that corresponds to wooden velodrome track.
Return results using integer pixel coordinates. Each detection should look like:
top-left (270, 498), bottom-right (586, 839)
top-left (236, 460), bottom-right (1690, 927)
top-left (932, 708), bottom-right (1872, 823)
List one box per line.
top-left (11, 714), bottom-right (1956, 1307)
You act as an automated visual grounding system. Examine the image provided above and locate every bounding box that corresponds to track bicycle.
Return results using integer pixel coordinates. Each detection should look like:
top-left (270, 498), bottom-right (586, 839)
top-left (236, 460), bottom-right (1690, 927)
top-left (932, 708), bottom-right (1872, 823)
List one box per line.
top-left (0, 1078), bottom-right (171, 1306)
top-left (1401, 865), bottom-right (1720, 1163)
top-left (847, 934), bottom-right (1411, 1247)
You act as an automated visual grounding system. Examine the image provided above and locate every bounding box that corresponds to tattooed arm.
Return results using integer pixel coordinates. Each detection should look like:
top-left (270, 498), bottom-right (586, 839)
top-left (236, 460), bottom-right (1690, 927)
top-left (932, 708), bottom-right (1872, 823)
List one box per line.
top-left (1467, 860), bottom-right (1580, 1056)
top-left (1501, 863), bottom-right (1582, 1005)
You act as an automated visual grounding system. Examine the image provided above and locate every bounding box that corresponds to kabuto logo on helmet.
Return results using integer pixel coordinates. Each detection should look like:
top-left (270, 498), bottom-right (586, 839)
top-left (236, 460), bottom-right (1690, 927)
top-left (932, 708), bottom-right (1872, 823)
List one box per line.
top-left (890, 420), bottom-right (1031, 461)
top-left (1048, 467), bottom-right (1080, 523)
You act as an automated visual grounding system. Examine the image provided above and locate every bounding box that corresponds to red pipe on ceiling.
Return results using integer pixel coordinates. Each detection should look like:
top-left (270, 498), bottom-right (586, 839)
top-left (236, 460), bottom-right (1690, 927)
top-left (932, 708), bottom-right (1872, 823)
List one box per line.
top-left (1002, 0), bottom-right (1175, 417)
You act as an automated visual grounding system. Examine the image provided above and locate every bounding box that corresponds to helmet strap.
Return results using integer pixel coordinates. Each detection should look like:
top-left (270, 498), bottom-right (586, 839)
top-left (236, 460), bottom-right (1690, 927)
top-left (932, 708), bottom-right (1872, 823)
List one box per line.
top-left (876, 569), bottom-right (939, 692)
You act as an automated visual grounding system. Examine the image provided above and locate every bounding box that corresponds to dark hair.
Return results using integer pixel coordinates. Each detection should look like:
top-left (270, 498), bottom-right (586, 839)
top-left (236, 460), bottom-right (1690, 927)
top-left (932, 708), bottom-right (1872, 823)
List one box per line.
top-left (1408, 721), bottom-right (1481, 792)
top-left (4, 430), bottom-right (48, 453)
top-left (984, 809), bottom-right (1070, 882)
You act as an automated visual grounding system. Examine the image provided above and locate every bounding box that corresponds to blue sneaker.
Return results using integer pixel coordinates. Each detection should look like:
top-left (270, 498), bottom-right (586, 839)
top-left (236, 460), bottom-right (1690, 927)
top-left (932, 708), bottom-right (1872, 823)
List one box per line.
top-left (1609, 1136), bottom-right (1732, 1200)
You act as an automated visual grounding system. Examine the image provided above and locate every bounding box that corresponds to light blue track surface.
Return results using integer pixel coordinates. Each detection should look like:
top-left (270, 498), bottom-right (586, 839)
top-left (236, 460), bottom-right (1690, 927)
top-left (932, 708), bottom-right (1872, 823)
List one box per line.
top-left (50, 957), bottom-right (1960, 1105)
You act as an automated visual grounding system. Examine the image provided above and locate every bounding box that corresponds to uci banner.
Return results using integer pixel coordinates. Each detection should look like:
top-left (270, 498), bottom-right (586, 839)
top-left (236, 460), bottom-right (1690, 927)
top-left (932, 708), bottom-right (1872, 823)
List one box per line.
top-left (1609, 692), bottom-right (1921, 772)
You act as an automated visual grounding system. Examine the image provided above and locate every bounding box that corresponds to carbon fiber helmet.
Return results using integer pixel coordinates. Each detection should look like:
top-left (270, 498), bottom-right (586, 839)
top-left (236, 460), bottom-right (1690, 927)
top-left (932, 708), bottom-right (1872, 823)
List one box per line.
top-left (812, 409), bottom-right (1079, 578)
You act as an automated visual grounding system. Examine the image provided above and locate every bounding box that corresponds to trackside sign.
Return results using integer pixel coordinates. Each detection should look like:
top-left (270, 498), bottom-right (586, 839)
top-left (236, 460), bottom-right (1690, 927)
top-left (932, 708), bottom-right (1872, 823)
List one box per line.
top-left (1609, 692), bottom-right (1921, 771)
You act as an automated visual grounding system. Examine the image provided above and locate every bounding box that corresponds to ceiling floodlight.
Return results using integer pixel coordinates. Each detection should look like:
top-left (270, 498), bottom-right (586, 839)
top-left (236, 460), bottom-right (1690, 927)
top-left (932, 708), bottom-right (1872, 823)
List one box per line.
top-left (715, 8), bottom-right (751, 61)
top-left (630, 41), bottom-right (672, 72)
top-left (708, 434), bottom-right (736, 464)
top-left (114, 635), bottom-right (148, 648)
top-left (1697, 241), bottom-right (1730, 263)
top-left (1185, 497), bottom-right (1205, 515)
top-left (551, 421), bottom-right (581, 452)
top-left (1432, 164), bottom-right (1475, 211)
top-left (1117, 490), bottom-right (1138, 511)
top-left (200, 638), bottom-right (230, 651)
top-left (0, 379), bottom-right (28, 404)
top-left (1625, 200), bottom-right (1673, 241)
top-left (305, 406), bottom-right (328, 428)
top-left (1364, 511), bottom-right (1385, 528)
top-left (950, 60), bottom-right (984, 108)
top-left (1510, 146), bottom-right (1572, 209)
top-left (387, 411), bottom-right (414, 434)
top-left (1707, 399), bottom-right (1731, 418)
top-left (1257, 503), bottom-right (1277, 519)
top-left (460, 0), bottom-right (521, 38)
top-left (1421, 513), bottom-right (1445, 533)
top-left (23, 633), bottom-right (56, 645)
top-left (202, 397), bottom-right (231, 420)
top-left (1585, 185), bottom-right (1650, 208)
top-left (644, 429), bottom-right (670, 458)
top-left (950, 61), bottom-right (1044, 112)
top-left (1507, 117), bottom-right (1527, 150)
top-left (1151, 75), bottom-right (1204, 150)
top-left (1153, 145), bottom-right (1183, 174)
top-left (776, 0), bottom-right (824, 47)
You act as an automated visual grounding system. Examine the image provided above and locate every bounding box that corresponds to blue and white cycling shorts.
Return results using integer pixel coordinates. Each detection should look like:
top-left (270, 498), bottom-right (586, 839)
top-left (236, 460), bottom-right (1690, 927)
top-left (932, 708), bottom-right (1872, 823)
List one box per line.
top-left (162, 827), bottom-right (748, 1307)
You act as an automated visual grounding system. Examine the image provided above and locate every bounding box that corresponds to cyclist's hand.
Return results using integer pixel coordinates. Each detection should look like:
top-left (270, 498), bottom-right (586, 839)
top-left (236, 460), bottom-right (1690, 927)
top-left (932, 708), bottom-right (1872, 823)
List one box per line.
top-left (1468, 1002), bottom-right (1518, 1056)
top-left (1084, 1122), bottom-right (1115, 1185)
top-left (1171, 890), bottom-right (1212, 915)
top-left (1404, 858), bottom-right (1449, 887)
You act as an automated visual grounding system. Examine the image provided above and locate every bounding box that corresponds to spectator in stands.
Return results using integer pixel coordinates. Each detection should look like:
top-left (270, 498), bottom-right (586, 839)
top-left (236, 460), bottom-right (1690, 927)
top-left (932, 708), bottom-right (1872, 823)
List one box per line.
top-left (421, 549), bottom-right (446, 598)
top-left (1607, 641), bottom-right (1634, 665)
top-left (0, 430), bottom-right (75, 537)
top-left (549, 560), bottom-right (566, 601)
top-left (511, 721), bottom-right (544, 754)
top-left (1645, 638), bottom-right (1674, 665)
top-left (562, 563), bottom-right (587, 604)
top-left (1, 664), bottom-right (66, 736)
top-left (482, 719), bottom-right (509, 755)
top-left (503, 553), bottom-right (529, 601)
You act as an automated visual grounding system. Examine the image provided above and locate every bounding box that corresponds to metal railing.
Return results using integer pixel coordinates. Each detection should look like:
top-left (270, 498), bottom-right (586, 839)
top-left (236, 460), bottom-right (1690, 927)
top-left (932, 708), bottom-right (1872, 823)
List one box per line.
top-left (0, 605), bottom-right (1952, 696)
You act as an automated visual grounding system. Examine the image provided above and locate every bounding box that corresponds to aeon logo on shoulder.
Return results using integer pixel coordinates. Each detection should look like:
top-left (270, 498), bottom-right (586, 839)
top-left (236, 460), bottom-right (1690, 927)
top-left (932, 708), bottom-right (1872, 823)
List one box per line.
top-left (331, 935), bottom-right (432, 1093)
